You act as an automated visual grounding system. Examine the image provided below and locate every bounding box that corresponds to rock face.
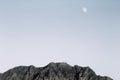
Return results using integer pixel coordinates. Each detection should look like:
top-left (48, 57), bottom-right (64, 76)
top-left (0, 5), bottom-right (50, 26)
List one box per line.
top-left (0, 62), bottom-right (113, 80)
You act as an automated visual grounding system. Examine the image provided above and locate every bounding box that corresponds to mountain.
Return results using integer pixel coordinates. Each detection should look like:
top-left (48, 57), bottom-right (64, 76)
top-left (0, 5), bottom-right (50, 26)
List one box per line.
top-left (0, 62), bottom-right (113, 80)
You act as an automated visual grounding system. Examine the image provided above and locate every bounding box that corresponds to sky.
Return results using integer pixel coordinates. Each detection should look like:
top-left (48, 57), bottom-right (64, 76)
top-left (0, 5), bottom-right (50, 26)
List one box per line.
top-left (0, 0), bottom-right (120, 79)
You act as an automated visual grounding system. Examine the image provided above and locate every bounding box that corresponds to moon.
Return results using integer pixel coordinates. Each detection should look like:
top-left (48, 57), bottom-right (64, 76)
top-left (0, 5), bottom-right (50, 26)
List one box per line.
top-left (82, 7), bottom-right (88, 13)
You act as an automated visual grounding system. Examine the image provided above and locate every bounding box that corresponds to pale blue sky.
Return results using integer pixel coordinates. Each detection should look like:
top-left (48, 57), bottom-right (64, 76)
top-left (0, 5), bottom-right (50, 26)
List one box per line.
top-left (0, 0), bottom-right (120, 80)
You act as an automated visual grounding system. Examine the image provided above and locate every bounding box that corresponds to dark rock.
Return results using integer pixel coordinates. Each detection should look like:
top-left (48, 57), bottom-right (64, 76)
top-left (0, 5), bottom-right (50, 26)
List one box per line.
top-left (0, 62), bottom-right (113, 80)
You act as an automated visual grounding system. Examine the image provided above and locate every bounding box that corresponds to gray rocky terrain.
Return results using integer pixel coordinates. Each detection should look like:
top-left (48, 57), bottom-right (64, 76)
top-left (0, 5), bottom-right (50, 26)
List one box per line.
top-left (0, 62), bottom-right (113, 80)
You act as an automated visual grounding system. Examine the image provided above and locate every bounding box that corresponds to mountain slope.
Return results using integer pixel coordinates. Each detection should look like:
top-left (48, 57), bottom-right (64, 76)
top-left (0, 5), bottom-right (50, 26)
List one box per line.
top-left (0, 62), bottom-right (113, 80)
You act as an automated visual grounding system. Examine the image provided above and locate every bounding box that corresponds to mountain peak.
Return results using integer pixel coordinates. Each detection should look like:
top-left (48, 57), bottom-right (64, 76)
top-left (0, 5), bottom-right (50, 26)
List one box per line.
top-left (47, 62), bottom-right (70, 67)
top-left (0, 62), bottom-right (113, 80)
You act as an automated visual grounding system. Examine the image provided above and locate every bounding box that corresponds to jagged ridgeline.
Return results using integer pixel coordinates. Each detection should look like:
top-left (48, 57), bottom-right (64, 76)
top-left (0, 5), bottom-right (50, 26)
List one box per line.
top-left (0, 62), bottom-right (113, 80)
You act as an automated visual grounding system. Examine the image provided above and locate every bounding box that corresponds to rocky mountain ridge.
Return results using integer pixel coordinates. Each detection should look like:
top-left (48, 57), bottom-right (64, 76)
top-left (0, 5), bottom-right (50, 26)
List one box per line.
top-left (0, 62), bottom-right (113, 80)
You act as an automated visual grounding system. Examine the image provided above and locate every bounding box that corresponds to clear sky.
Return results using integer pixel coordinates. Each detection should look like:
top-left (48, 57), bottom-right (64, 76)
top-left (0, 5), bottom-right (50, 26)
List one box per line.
top-left (0, 0), bottom-right (120, 80)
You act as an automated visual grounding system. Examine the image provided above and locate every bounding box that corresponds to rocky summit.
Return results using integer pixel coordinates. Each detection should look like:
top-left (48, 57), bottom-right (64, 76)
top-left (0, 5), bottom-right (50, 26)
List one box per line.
top-left (0, 62), bottom-right (113, 80)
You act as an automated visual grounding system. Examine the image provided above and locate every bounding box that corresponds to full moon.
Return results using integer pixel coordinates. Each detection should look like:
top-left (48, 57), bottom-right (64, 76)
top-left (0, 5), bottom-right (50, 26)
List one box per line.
top-left (82, 7), bottom-right (88, 13)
